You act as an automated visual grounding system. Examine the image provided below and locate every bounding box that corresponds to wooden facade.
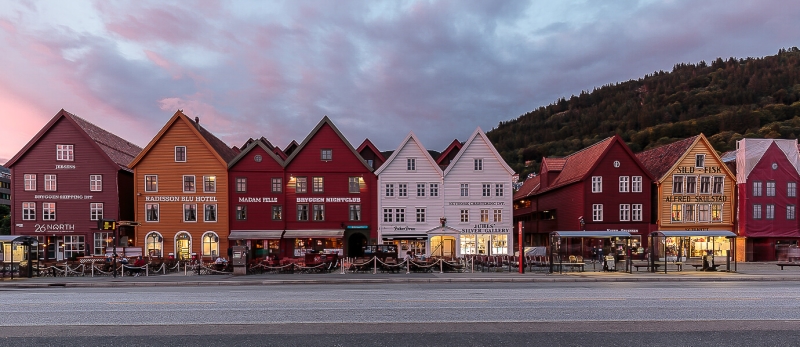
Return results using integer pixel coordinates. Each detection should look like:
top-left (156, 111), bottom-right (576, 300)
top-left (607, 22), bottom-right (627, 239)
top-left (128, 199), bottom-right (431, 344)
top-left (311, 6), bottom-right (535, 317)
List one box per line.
top-left (129, 111), bottom-right (236, 261)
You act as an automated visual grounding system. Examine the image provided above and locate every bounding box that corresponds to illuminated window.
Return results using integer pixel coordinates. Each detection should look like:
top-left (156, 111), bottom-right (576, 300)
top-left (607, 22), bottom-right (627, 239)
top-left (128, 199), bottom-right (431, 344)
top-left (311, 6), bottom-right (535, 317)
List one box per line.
top-left (202, 232), bottom-right (219, 257)
top-left (203, 176), bottom-right (216, 193)
top-left (296, 177), bottom-right (307, 193)
top-left (670, 204), bottom-right (682, 222)
top-left (312, 177), bottom-right (324, 193)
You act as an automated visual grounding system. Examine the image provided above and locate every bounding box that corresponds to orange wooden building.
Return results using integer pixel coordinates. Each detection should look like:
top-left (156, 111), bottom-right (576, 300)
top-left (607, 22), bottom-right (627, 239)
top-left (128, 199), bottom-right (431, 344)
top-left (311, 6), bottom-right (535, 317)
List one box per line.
top-left (128, 111), bottom-right (238, 261)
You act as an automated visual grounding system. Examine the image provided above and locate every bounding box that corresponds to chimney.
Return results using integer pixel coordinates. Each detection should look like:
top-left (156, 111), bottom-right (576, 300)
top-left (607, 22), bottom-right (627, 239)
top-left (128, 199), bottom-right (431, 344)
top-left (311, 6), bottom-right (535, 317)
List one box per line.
top-left (195, 117), bottom-right (200, 124)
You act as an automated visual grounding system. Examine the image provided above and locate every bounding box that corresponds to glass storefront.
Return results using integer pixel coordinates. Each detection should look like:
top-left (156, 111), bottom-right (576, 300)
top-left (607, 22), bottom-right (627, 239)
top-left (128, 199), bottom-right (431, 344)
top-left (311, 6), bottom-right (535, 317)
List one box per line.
top-left (387, 239), bottom-right (426, 257)
top-left (252, 239), bottom-right (280, 259)
top-left (430, 236), bottom-right (456, 258)
top-left (460, 234), bottom-right (508, 255)
top-left (294, 238), bottom-right (343, 256)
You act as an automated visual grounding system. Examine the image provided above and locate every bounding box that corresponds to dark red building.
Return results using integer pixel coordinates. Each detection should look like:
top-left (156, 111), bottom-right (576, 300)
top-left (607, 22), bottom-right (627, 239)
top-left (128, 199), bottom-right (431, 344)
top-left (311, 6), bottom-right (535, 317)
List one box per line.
top-left (281, 117), bottom-right (377, 258)
top-left (6, 109), bottom-right (142, 260)
top-left (513, 135), bottom-right (655, 253)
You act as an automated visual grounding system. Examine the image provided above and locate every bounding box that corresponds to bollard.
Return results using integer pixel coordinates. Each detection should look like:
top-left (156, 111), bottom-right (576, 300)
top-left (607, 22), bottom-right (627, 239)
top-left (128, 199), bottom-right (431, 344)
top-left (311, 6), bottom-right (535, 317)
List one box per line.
top-left (373, 257), bottom-right (377, 274)
top-left (439, 259), bottom-right (443, 274)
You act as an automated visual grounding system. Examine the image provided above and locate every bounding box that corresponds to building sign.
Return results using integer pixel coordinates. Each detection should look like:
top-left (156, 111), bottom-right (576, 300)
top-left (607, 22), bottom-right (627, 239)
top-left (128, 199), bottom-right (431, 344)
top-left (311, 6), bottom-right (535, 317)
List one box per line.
top-left (460, 223), bottom-right (510, 233)
top-left (607, 229), bottom-right (639, 233)
top-left (686, 227), bottom-right (709, 231)
top-left (296, 197), bottom-right (361, 203)
top-left (144, 196), bottom-right (218, 202)
top-left (55, 164), bottom-right (76, 169)
top-left (664, 195), bottom-right (728, 202)
top-left (34, 194), bottom-right (93, 200)
top-left (675, 166), bottom-right (722, 174)
top-left (448, 201), bottom-right (506, 206)
top-left (390, 226), bottom-right (417, 231)
top-left (34, 223), bottom-right (75, 232)
top-left (238, 197), bottom-right (278, 203)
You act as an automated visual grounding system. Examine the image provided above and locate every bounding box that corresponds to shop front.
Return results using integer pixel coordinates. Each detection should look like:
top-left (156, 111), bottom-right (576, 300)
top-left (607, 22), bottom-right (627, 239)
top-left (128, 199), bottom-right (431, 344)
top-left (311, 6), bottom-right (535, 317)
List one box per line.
top-left (548, 231), bottom-right (634, 273)
top-left (649, 230), bottom-right (737, 273)
top-left (282, 230), bottom-right (344, 258)
top-left (229, 230), bottom-right (283, 260)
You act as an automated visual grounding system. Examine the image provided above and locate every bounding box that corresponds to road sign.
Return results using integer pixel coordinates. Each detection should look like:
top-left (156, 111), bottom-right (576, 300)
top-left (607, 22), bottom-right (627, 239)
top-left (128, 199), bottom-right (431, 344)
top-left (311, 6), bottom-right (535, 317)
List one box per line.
top-left (117, 221), bottom-right (141, 227)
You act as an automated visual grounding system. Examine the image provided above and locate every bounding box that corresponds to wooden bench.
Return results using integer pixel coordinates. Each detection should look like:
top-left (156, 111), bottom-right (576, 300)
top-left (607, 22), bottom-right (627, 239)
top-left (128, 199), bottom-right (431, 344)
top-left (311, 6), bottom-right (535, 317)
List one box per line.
top-left (689, 263), bottom-right (720, 271)
top-left (557, 262), bottom-right (585, 272)
top-left (632, 263), bottom-right (661, 271)
top-left (776, 262), bottom-right (800, 270)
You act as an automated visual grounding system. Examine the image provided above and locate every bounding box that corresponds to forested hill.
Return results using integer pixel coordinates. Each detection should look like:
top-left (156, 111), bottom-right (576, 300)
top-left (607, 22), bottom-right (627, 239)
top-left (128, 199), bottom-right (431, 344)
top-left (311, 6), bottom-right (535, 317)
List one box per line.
top-left (487, 47), bottom-right (800, 178)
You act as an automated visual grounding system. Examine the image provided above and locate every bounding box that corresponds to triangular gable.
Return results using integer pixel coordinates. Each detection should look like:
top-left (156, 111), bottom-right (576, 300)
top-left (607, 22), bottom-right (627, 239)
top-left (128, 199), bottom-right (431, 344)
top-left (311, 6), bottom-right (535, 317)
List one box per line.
top-left (436, 139), bottom-right (462, 167)
top-left (443, 127), bottom-right (514, 177)
top-left (374, 131), bottom-right (441, 176)
top-left (6, 109), bottom-right (141, 171)
top-left (129, 110), bottom-right (234, 169)
top-left (282, 116), bottom-right (373, 171)
top-left (283, 140), bottom-right (300, 156)
top-left (356, 138), bottom-right (387, 162)
top-left (644, 134), bottom-right (735, 184)
top-left (635, 136), bottom-right (698, 182)
top-left (228, 136), bottom-right (286, 169)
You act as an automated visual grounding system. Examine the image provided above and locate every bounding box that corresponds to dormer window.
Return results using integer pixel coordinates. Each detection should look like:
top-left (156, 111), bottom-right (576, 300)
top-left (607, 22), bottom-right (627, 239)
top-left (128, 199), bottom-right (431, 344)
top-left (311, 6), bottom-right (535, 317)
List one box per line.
top-left (175, 146), bottom-right (186, 162)
top-left (474, 159), bottom-right (483, 171)
top-left (56, 144), bottom-right (74, 161)
top-left (321, 149), bottom-right (332, 161)
top-left (407, 158), bottom-right (416, 171)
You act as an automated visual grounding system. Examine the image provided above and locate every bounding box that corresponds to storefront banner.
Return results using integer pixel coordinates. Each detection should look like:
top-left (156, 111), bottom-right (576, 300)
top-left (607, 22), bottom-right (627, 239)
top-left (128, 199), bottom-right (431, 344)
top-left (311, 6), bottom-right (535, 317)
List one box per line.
top-left (145, 195), bottom-right (218, 202)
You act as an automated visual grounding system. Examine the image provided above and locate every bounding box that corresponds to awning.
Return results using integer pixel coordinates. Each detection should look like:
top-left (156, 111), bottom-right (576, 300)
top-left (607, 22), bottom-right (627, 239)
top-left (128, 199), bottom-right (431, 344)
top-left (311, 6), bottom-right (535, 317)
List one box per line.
top-left (0, 235), bottom-right (39, 244)
top-left (229, 230), bottom-right (284, 240)
top-left (550, 231), bottom-right (633, 238)
top-left (283, 230), bottom-right (345, 239)
top-left (650, 230), bottom-right (737, 238)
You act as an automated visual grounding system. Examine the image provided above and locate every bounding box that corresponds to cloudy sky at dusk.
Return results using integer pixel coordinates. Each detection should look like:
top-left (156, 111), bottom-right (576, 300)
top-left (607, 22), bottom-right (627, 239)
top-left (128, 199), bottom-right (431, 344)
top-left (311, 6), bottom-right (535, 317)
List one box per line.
top-left (1, 0), bottom-right (799, 164)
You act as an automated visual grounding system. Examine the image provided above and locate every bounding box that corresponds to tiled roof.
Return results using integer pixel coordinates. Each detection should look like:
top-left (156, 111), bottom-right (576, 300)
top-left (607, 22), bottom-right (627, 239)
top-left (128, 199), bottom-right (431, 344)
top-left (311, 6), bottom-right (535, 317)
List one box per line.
top-left (635, 136), bottom-right (698, 180)
top-left (543, 157), bottom-right (566, 171)
top-left (539, 136), bottom-right (615, 193)
top-left (67, 111), bottom-right (142, 170)
top-left (513, 175), bottom-right (540, 200)
top-left (185, 116), bottom-right (238, 163)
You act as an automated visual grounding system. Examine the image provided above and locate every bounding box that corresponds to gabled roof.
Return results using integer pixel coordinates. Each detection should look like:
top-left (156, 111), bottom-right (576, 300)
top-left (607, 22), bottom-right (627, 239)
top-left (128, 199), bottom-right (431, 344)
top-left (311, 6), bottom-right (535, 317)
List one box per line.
top-left (735, 138), bottom-right (800, 183)
top-left (374, 131), bottom-right (441, 176)
top-left (535, 136), bottom-right (615, 193)
top-left (720, 149), bottom-right (737, 163)
top-left (513, 175), bottom-right (540, 200)
top-left (282, 116), bottom-right (373, 171)
top-left (436, 139), bottom-right (462, 166)
top-left (443, 127), bottom-right (515, 177)
top-left (635, 136), bottom-right (698, 180)
top-left (273, 146), bottom-right (288, 160)
top-left (228, 137), bottom-right (286, 169)
top-left (283, 140), bottom-right (300, 156)
top-left (128, 111), bottom-right (237, 168)
top-left (356, 138), bottom-right (386, 162)
top-left (6, 109), bottom-right (142, 171)
top-left (542, 157), bottom-right (566, 172)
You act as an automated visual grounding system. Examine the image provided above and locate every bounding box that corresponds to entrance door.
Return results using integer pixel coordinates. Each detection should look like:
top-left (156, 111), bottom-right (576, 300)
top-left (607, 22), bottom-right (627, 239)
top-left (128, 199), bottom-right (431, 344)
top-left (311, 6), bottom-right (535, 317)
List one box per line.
top-left (348, 233), bottom-right (367, 258)
top-left (430, 236), bottom-right (455, 258)
top-left (175, 232), bottom-right (191, 260)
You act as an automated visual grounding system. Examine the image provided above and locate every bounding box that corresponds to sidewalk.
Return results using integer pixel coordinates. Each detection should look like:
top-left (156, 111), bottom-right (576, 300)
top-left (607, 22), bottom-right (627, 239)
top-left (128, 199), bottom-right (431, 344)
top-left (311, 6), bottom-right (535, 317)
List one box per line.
top-left (2, 262), bottom-right (799, 288)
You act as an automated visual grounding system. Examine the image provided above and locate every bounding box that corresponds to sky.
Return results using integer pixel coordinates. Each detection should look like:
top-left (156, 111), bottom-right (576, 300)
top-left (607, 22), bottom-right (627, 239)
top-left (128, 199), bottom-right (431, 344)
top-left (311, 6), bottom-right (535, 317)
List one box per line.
top-left (1, 0), bottom-right (799, 165)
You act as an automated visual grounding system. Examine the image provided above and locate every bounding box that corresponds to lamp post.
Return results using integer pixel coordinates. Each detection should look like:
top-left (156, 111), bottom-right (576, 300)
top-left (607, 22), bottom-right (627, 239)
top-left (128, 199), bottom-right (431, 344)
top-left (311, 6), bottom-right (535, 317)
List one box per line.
top-left (112, 224), bottom-right (118, 278)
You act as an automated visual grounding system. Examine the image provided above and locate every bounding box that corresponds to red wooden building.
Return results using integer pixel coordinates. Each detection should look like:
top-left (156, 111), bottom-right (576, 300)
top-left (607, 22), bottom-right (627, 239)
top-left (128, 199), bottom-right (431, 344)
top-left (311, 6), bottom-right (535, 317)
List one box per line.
top-left (6, 109), bottom-right (142, 260)
top-left (281, 117), bottom-right (377, 258)
top-left (513, 135), bottom-right (654, 254)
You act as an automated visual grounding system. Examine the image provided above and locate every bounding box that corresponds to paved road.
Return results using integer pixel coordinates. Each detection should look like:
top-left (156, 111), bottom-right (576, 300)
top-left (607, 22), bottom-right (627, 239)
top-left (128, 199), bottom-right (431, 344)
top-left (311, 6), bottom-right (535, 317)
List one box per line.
top-left (1, 282), bottom-right (799, 346)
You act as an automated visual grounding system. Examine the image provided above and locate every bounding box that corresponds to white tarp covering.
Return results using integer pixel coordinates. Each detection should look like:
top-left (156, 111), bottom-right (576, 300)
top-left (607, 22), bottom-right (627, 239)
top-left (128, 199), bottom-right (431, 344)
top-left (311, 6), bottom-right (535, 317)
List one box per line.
top-left (736, 138), bottom-right (800, 183)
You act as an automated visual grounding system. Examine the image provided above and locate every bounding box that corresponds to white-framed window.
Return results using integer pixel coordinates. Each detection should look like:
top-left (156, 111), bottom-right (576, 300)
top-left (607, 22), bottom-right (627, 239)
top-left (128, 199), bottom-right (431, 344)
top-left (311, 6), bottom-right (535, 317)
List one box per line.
top-left (90, 175), bottom-right (102, 192)
top-left (685, 176), bottom-right (696, 194)
top-left (474, 159), bottom-right (483, 171)
top-left (236, 205), bottom-right (247, 220)
top-left (752, 181), bottom-right (762, 197)
top-left (495, 183), bottom-right (504, 196)
top-left (619, 204), bottom-right (630, 221)
top-left (235, 177), bottom-right (247, 193)
top-left (383, 208), bottom-right (393, 223)
top-left (145, 203), bottom-right (159, 222)
top-left (296, 177), bottom-right (307, 193)
top-left (183, 204), bottom-right (197, 222)
top-left (695, 154), bottom-right (705, 168)
top-left (203, 176), bottom-right (216, 193)
top-left (183, 175), bottom-right (195, 193)
top-left (22, 202), bottom-right (35, 220)
top-left (460, 183), bottom-right (469, 197)
top-left (145, 175), bottom-right (158, 192)
top-left (202, 232), bottom-right (220, 258)
top-left (398, 183), bottom-right (407, 197)
top-left (789, 182), bottom-right (797, 198)
top-left (632, 204), bottom-right (643, 221)
top-left (204, 204), bottom-right (217, 222)
top-left (698, 204), bottom-right (710, 222)
top-left (44, 174), bottom-right (57, 191)
top-left (788, 205), bottom-right (796, 220)
top-left (385, 183), bottom-right (394, 197)
top-left (416, 208), bottom-right (426, 223)
top-left (766, 204), bottom-right (775, 219)
top-left (175, 146), bottom-right (186, 162)
top-left (673, 176), bottom-right (684, 194)
top-left (349, 177), bottom-right (360, 193)
top-left (632, 176), bottom-right (642, 193)
top-left (482, 184), bottom-right (491, 197)
top-left (273, 178), bottom-right (283, 193)
top-left (460, 209), bottom-right (469, 223)
top-left (63, 235), bottom-right (84, 259)
top-left (592, 204), bottom-right (603, 221)
top-left (430, 183), bottom-right (439, 197)
top-left (417, 183), bottom-right (425, 197)
top-left (619, 176), bottom-right (629, 193)
top-left (24, 174), bottom-right (36, 191)
top-left (56, 144), bottom-right (74, 161)
top-left (42, 202), bottom-right (56, 221)
top-left (671, 204), bottom-right (682, 222)
top-left (753, 204), bottom-right (762, 219)
top-left (94, 232), bottom-right (112, 256)
top-left (685, 204), bottom-right (696, 222)
top-left (407, 158), bottom-right (416, 171)
top-left (395, 208), bottom-right (405, 222)
top-left (297, 204), bottom-right (309, 221)
top-left (493, 209), bottom-right (502, 222)
top-left (480, 209), bottom-right (489, 222)
top-left (712, 176), bottom-right (724, 195)
top-left (312, 204), bottom-right (325, 221)
top-left (592, 176), bottom-right (602, 193)
top-left (711, 204), bottom-right (723, 222)
top-left (321, 149), bottom-right (332, 161)
top-left (350, 204), bottom-right (361, 221)
top-left (766, 181), bottom-right (776, 197)
top-left (313, 177), bottom-right (324, 193)
top-left (700, 176), bottom-right (711, 194)
top-left (272, 205), bottom-right (283, 220)
top-left (90, 202), bottom-right (103, 221)
top-left (145, 232), bottom-right (163, 258)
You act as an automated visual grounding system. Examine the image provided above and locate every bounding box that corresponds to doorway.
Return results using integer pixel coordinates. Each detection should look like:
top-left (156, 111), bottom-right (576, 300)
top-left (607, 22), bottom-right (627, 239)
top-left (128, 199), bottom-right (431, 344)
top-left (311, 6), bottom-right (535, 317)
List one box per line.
top-left (347, 233), bottom-right (367, 258)
top-left (430, 236), bottom-right (455, 258)
top-left (175, 232), bottom-right (192, 260)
